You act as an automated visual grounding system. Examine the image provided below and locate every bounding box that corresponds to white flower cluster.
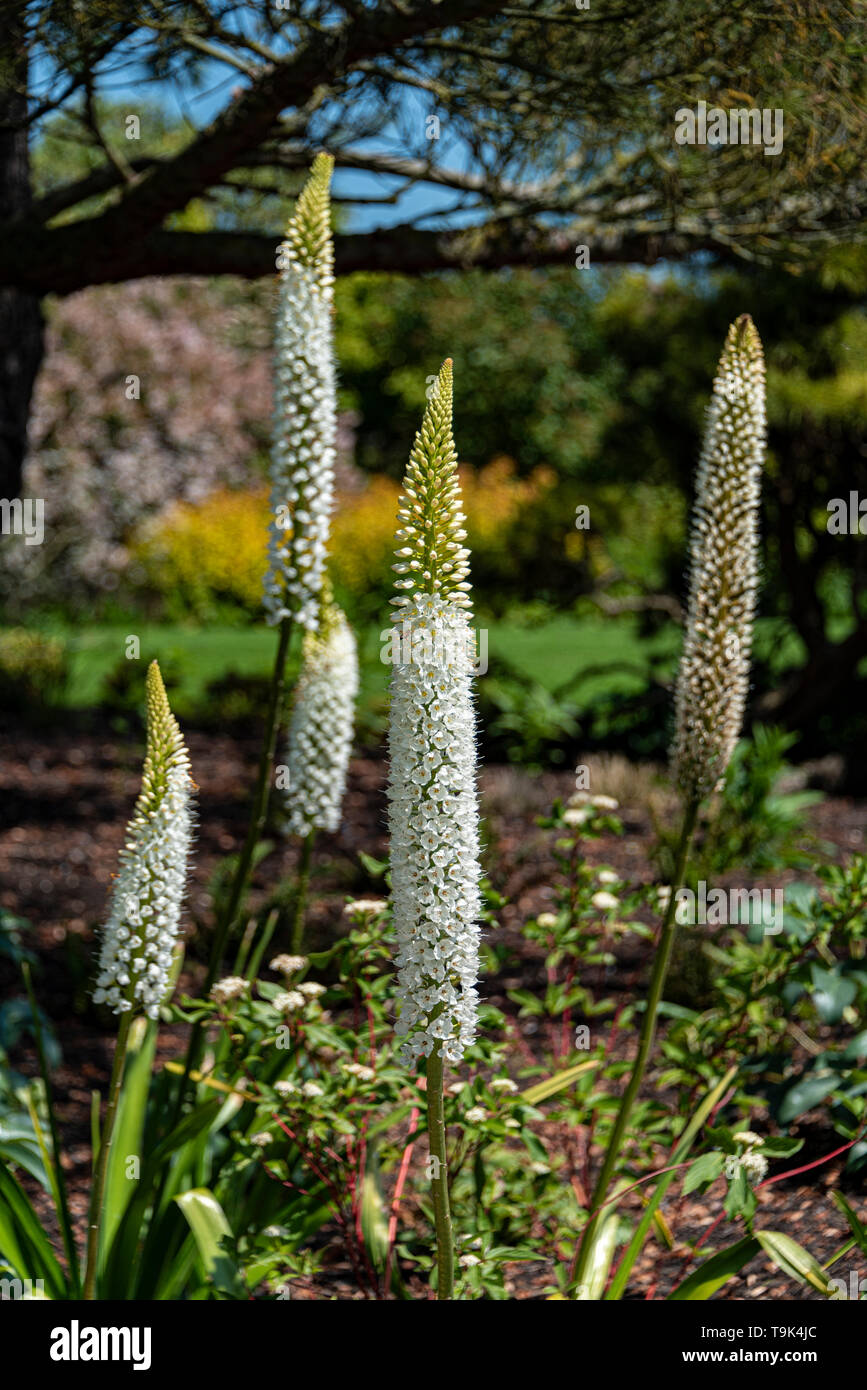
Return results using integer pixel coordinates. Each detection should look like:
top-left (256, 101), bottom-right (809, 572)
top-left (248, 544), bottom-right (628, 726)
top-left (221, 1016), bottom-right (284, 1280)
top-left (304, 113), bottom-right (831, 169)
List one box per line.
top-left (92, 662), bottom-right (195, 1021)
top-left (283, 601), bottom-right (358, 835)
top-left (732, 1131), bottom-right (769, 1183)
top-left (672, 315), bottom-right (766, 802)
top-left (388, 360), bottom-right (482, 1068)
top-left (263, 153), bottom-right (337, 632)
top-left (211, 976), bottom-right (248, 1004)
top-left (270, 953), bottom-right (307, 975)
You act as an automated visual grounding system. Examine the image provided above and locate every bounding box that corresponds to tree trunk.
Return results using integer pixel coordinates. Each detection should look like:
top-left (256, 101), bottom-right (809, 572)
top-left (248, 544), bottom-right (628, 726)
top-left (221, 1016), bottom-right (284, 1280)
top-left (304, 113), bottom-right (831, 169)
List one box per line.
top-left (0, 8), bottom-right (43, 501)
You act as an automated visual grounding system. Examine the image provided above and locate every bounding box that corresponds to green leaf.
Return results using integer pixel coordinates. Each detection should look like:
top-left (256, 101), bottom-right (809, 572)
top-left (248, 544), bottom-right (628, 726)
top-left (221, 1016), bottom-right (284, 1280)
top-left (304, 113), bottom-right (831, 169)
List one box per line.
top-left (683, 1151), bottom-right (727, 1195)
top-left (756, 1136), bottom-right (803, 1157)
top-left (842, 1031), bottom-right (867, 1061)
top-left (175, 1189), bottom-right (244, 1299)
top-left (607, 1066), bottom-right (738, 1301)
top-left (831, 1191), bottom-right (867, 1254)
top-left (359, 1145), bottom-right (390, 1273)
top-left (668, 1236), bottom-right (760, 1300)
top-left (809, 965), bottom-right (857, 1024)
top-left (519, 1059), bottom-right (599, 1105)
top-left (575, 1206), bottom-right (621, 1301)
top-left (0, 1158), bottom-right (67, 1297)
top-left (101, 1015), bottom-right (157, 1267)
top-left (102, 1097), bottom-right (223, 1297)
top-left (777, 1071), bottom-right (839, 1123)
top-left (724, 1166), bottom-right (756, 1221)
top-left (755, 1230), bottom-right (836, 1295)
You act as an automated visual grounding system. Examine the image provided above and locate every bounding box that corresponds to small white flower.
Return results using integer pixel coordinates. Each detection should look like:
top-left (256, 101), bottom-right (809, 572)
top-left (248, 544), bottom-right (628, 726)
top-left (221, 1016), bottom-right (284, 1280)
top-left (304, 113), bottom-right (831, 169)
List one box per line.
top-left (301, 1080), bottom-right (324, 1098)
top-left (592, 891), bottom-right (619, 911)
top-left (592, 795), bottom-right (619, 811)
top-left (273, 990), bottom-right (305, 1013)
top-left (733, 1130), bottom-right (763, 1148)
top-left (270, 954), bottom-right (307, 976)
top-left (742, 1151), bottom-right (769, 1183)
top-left (657, 885), bottom-right (672, 907)
top-left (274, 1079), bottom-right (297, 1097)
top-left (263, 1225), bottom-right (288, 1239)
top-left (297, 981), bottom-right (325, 999)
top-left (211, 976), bottom-right (248, 1004)
top-left (459, 1254), bottom-right (481, 1267)
top-left (344, 1062), bottom-right (376, 1081)
top-left (465, 1106), bottom-right (487, 1123)
top-left (251, 1132), bottom-right (272, 1147)
top-left (490, 1078), bottom-right (518, 1093)
top-left (563, 807), bottom-right (590, 827)
top-left (343, 898), bottom-right (388, 917)
top-left (596, 869), bottom-right (619, 885)
top-left (536, 912), bottom-right (558, 929)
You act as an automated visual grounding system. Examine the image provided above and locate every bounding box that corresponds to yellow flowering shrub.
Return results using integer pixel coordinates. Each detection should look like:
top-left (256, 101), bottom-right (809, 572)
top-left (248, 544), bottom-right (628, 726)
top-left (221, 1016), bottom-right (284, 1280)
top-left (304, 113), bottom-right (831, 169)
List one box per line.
top-left (132, 460), bottom-right (562, 622)
top-left (132, 489), bottom-right (270, 620)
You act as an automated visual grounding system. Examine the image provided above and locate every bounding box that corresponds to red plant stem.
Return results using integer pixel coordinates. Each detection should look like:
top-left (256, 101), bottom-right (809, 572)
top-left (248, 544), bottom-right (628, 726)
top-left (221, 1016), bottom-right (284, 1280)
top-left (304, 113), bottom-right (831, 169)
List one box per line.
top-left (756, 1137), bottom-right (861, 1189)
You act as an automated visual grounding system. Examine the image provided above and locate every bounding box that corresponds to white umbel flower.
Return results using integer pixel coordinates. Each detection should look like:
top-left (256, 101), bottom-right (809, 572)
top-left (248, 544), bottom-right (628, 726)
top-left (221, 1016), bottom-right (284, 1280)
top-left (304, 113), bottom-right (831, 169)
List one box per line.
top-left (92, 661), bottom-right (195, 1021)
top-left (671, 314), bottom-right (766, 802)
top-left (284, 596), bottom-right (358, 835)
top-left (263, 153), bottom-right (337, 632)
top-left (387, 359), bottom-right (482, 1068)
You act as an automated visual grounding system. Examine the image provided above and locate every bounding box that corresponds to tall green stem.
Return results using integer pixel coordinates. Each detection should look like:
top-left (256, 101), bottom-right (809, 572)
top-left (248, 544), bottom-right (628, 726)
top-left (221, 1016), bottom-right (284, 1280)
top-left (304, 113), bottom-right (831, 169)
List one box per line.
top-left (425, 1044), bottom-right (454, 1299)
top-left (170, 617), bottom-right (293, 1124)
top-left (83, 1010), bottom-right (132, 1300)
top-left (290, 830), bottom-right (315, 954)
top-left (573, 797), bottom-right (699, 1293)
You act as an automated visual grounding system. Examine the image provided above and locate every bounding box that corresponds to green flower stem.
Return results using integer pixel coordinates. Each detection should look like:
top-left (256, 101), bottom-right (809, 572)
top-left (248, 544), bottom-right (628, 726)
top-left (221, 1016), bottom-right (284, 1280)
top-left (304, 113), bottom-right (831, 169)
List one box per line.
top-left (573, 797), bottom-right (699, 1294)
top-left (171, 616), bottom-right (293, 1123)
top-left (290, 830), bottom-right (316, 954)
top-left (425, 1043), bottom-right (454, 1300)
top-left (83, 1009), bottom-right (132, 1300)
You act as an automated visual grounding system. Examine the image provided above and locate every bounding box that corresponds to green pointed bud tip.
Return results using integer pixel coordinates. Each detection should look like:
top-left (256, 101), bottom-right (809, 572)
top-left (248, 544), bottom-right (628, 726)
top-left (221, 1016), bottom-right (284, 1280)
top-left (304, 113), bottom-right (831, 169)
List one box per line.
top-left (144, 660), bottom-right (188, 771)
top-left (282, 153), bottom-right (335, 283)
top-left (392, 357), bottom-right (471, 609)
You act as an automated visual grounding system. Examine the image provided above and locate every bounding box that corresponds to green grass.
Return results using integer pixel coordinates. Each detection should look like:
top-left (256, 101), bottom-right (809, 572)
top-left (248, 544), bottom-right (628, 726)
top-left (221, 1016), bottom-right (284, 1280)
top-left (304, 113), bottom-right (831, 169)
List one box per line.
top-left (43, 616), bottom-right (676, 713)
top-left (35, 611), bottom-right (804, 727)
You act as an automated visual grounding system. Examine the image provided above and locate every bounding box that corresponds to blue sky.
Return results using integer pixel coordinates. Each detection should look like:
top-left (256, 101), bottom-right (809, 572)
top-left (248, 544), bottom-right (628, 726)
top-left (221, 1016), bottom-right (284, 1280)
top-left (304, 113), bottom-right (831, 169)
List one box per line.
top-left (31, 37), bottom-right (474, 234)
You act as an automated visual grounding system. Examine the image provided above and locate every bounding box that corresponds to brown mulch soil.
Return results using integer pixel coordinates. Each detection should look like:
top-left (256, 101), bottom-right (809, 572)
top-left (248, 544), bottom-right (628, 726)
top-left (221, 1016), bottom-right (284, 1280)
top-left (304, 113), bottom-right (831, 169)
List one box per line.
top-left (1, 723), bottom-right (865, 1300)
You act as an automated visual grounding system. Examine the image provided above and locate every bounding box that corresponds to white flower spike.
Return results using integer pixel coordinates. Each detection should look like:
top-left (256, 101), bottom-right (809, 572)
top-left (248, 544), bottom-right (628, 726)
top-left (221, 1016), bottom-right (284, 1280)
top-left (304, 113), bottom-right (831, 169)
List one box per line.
top-left (263, 153), bottom-right (337, 631)
top-left (283, 593), bottom-right (358, 835)
top-left (671, 315), bottom-right (766, 802)
top-left (92, 661), bottom-right (195, 1021)
top-left (387, 358), bottom-right (482, 1068)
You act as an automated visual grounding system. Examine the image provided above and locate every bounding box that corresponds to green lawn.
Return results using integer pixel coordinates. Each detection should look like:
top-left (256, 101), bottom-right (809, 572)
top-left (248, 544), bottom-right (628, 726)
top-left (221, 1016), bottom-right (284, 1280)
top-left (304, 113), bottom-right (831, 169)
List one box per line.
top-left (44, 615), bottom-right (678, 712)
top-left (38, 611), bottom-right (802, 719)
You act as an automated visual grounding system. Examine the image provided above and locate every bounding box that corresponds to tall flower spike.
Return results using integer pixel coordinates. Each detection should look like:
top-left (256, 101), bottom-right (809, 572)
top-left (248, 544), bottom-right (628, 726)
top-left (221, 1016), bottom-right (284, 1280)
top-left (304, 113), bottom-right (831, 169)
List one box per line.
top-left (671, 315), bottom-right (766, 802)
top-left (263, 153), bottom-right (337, 632)
top-left (92, 661), bottom-right (195, 1020)
top-left (387, 359), bottom-right (482, 1068)
top-left (283, 589), bottom-right (359, 835)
